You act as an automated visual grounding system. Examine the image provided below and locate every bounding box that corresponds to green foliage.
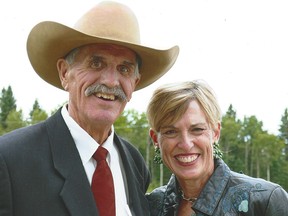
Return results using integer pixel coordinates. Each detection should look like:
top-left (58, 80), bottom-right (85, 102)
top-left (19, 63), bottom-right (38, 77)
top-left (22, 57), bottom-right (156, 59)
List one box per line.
top-left (0, 89), bottom-right (287, 192)
top-left (279, 108), bottom-right (288, 161)
top-left (220, 107), bottom-right (288, 191)
top-left (0, 86), bottom-right (17, 129)
top-left (220, 105), bottom-right (244, 172)
top-left (29, 109), bottom-right (48, 125)
top-left (3, 109), bottom-right (27, 134)
top-left (279, 108), bottom-right (288, 143)
top-left (114, 109), bottom-right (149, 156)
top-left (28, 99), bottom-right (48, 125)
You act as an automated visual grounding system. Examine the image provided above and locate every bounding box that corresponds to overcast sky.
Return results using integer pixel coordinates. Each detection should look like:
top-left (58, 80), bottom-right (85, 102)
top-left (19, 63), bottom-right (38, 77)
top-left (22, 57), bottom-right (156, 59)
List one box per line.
top-left (1, 0), bottom-right (288, 134)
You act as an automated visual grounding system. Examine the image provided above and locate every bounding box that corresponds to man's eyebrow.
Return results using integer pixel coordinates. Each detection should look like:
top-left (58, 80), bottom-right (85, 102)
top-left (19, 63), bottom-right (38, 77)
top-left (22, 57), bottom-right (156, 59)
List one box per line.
top-left (123, 60), bottom-right (136, 67)
top-left (91, 55), bottom-right (104, 60)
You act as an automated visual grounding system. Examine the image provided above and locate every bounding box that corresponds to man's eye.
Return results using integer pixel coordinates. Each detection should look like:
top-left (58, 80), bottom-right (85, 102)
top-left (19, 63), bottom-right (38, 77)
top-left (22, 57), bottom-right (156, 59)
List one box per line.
top-left (91, 60), bottom-right (102, 69)
top-left (117, 65), bottom-right (132, 76)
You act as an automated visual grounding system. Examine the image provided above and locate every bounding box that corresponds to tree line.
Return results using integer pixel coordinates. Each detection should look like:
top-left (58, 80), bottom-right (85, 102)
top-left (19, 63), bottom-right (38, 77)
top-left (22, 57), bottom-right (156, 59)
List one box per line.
top-left (1, 85), bottom-right (288, 192)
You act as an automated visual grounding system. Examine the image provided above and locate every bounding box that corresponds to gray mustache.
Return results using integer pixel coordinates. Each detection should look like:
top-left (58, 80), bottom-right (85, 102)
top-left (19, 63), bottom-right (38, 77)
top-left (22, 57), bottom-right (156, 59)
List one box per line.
top-left (85, 84), bottom-right (127, 102)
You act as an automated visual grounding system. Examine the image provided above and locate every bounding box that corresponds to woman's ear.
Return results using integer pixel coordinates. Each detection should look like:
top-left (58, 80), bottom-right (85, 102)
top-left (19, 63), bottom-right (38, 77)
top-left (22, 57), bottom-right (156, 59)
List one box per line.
top-left (214, 122), bottom-right (221, 143)
top-left (149, 128), bottom-right (159, 147)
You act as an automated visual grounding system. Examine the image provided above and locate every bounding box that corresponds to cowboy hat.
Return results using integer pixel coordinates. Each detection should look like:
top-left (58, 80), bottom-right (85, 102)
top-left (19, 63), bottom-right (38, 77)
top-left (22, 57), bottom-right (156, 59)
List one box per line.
top-left (26, 1), bottom-right (179, 91)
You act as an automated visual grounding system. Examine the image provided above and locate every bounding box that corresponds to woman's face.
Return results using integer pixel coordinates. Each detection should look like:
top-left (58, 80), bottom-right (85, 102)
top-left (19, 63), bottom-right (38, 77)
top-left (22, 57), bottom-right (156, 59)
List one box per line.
top-left (150, 100), bottom-right (220, 182)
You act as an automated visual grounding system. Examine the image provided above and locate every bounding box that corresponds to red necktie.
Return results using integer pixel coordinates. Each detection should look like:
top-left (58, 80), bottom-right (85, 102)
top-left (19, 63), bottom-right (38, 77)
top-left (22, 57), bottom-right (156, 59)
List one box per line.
top-left (91, 146), bottom-right (116, 216)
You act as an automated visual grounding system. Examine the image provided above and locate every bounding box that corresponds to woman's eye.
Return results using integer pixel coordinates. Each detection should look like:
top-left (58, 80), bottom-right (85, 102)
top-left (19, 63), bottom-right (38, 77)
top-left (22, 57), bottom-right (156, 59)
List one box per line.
top-left (161, 130), bottom-right (178, 138)
top-left (165, 130), bottom-right (176, 135)
top-left (190, 128), bottom-right (205, 135)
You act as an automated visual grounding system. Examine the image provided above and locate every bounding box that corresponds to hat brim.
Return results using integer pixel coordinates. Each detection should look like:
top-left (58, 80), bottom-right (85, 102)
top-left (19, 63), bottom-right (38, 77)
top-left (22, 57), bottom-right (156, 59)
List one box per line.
top-left (27, 21), bottom-right (179, 91)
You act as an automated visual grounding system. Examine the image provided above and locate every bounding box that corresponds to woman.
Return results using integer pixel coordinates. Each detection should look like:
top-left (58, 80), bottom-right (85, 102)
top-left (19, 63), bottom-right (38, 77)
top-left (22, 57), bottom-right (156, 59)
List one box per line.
top-left (146, 80), bottom-right (288, 216)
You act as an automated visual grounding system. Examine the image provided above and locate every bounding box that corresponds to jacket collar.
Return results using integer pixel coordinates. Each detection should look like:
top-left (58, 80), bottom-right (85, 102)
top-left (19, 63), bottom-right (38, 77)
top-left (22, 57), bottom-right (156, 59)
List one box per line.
top-left (46, 109), bottom-right (149, 216)
top-left (163, 159), bottom-right (231, 215)
top-left (46, 109), bottom-right (98, 216)
top-left (193, 159), bottom-right (230, 215)
top-left (113, 134), bottom-right (150, 216)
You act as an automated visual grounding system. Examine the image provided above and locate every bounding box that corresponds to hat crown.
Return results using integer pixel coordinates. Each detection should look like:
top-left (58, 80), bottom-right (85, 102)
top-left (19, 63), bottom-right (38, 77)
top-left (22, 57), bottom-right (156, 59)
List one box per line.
top-left (74, 1), bottom-right (140, 44)
top-left (27, 1), bottom-right (179, 91)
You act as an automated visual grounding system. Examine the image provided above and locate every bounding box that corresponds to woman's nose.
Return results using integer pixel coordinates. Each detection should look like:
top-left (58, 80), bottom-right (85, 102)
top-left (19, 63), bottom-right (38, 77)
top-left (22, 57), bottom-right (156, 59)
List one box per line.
top-left (177, 132), bottom-right (195, 150)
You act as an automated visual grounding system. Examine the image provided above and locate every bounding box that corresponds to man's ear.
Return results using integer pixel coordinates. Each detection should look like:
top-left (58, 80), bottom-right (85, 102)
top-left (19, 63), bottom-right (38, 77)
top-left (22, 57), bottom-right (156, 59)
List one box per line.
top-left (57, 58), bottom-right (69, 91)
top-left (149, 128), bottom-right (159, 147)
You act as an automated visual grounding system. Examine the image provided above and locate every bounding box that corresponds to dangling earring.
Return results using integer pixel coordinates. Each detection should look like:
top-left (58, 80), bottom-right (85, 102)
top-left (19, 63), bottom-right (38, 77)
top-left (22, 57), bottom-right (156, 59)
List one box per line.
top-left (153, 146), bottom-right (163, 164)
top-left (213, 142), bottom-right (223, 159)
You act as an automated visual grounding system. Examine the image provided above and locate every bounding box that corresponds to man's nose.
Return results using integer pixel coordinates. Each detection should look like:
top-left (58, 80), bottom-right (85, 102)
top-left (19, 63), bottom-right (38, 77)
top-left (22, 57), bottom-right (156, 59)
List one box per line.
top-left (100, 67), bottom-right (120, 87)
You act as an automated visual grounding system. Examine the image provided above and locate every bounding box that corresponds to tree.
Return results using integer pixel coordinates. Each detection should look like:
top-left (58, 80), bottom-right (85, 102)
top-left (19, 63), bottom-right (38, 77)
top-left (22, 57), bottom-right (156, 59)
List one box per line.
top-left (279, 108), bottom-right (288, 143)
top-left (240, 115), bottom-right (264, 176)
top-left (253, 133), bottom-right (285, 181)
top-left (4, 109), bottom-right (26, 133)
top-left (29, 99), bottom-right (48, 124)
top-left (220, 105), bottom-right (243, 172)
top-left (114, 109), bottom-right (171, 191)
top-left (279, 108), bottom-right (288, 160)
top-left (0, 86), bottom-right (17, 129)
top-left (29, 99), bottom-right (41, 118)
top-left (115, 109), bottom-right (149, 155)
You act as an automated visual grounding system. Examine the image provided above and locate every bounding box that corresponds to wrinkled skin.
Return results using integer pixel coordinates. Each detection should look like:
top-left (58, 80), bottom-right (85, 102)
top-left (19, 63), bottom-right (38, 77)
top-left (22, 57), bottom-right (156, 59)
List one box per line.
top-left (57, 44), bottom-right (140, 144)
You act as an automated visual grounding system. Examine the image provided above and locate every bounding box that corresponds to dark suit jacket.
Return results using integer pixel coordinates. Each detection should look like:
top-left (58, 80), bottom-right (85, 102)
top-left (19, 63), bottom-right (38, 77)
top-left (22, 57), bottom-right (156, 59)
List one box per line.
top-left (0, 109), bottom-right (151, 216)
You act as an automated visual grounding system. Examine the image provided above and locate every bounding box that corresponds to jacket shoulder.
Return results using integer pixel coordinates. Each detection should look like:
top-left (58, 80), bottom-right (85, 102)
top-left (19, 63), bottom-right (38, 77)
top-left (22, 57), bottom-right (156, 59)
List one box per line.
top-left (146, 185), bottom-right (167, 216)
top-left (223, 170), bottom-right (288, 215)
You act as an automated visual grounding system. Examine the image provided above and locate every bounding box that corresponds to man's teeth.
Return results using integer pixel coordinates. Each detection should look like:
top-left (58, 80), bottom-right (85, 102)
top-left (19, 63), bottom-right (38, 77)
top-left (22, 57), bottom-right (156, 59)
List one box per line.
top-left (176, 155), bottom-right (198, 163)
top-left (95, 93), bottom-right (115, 100)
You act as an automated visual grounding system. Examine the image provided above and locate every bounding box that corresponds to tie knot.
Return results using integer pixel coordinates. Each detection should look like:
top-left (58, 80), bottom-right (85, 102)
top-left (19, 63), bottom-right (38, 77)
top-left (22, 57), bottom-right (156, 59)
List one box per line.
top-left (93, 146), bottom-right (108, 162)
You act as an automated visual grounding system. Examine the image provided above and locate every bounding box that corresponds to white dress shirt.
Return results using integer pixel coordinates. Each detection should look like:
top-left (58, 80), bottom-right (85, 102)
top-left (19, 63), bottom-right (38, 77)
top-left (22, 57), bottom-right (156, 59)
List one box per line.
top-left (61, 106), bottom-right (132, 216)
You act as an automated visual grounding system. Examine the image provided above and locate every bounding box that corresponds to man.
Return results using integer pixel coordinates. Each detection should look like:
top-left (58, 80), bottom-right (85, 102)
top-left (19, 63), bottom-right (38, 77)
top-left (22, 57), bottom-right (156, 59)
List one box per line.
top-left (0, 1), bottom-right (179, 216)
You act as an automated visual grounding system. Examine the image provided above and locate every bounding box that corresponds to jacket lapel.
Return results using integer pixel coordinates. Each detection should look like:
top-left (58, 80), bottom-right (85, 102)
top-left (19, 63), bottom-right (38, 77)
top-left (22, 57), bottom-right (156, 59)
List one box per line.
top-left (46, 110), bottom-right (98, 216)
top-left (114, 135), bottom-right (150, 216)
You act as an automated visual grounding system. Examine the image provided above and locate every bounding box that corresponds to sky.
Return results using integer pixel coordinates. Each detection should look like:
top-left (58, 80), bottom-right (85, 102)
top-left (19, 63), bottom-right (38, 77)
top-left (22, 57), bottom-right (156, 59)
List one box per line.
top-left (1, 0), bottom-right (288, 135)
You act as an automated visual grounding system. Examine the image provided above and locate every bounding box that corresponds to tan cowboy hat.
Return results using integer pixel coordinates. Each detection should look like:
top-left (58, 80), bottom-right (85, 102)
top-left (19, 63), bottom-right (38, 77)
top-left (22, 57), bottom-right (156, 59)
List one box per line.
top-left (26, 1), bottom-right (179, 91)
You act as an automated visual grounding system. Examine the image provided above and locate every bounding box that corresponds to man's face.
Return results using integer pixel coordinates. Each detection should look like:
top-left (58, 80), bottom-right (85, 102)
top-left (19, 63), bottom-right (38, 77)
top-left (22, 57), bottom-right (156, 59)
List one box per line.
top-left (58, 44), bottom-right (140, 131)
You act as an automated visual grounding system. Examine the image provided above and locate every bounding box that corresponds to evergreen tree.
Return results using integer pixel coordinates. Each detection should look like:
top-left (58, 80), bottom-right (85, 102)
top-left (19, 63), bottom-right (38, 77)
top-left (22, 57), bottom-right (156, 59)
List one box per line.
top-left (279, 108), bottom-right (288, 142)
top-left (29, 99), bottom-right (41, 118)
top-left (220, 105), bottom-right (243, 172)
top-left (0, 86), bottom-right (17, 129)
top-left (225, 104), bottom-right (237, 120)
top-left (4, 109), bottom-right (26, 133)
top-left (29, 99), bottom-right (48, 124)
top-left (279, 108), bottom-right (288, 160)
top-left (240, 115), bottom-right (264, 176)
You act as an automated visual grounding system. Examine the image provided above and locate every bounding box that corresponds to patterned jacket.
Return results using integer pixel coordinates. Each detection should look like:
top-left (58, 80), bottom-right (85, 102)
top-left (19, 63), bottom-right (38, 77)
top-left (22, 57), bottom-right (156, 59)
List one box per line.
top-left (146, 159), bottom-right (288, 216)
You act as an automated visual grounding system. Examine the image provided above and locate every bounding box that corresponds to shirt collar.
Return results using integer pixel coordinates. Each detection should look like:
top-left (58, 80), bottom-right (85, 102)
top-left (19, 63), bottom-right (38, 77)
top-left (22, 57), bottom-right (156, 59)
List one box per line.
top-left (61, 105), bottom-right (114, 164)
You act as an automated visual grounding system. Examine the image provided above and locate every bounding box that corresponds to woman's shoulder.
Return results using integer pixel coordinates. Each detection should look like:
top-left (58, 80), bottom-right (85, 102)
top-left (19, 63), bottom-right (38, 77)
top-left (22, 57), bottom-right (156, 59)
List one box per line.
top-left (146, 185), bottom-right (167, 200)
top-left (229, 170), bottom-right (283, 192)
top-left (146, 185), bottom-right (167, 216)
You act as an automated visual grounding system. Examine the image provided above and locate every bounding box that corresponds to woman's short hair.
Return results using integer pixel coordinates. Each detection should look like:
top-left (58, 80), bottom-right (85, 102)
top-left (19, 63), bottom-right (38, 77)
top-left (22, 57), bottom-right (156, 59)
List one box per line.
top-left (146, 80), bottom-right (222, 132)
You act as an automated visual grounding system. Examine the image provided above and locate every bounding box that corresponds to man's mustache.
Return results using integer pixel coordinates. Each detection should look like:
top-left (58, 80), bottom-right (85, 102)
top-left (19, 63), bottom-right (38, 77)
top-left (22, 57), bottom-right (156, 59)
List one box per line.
top-left (84, 83), bottom-right (128, 102)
